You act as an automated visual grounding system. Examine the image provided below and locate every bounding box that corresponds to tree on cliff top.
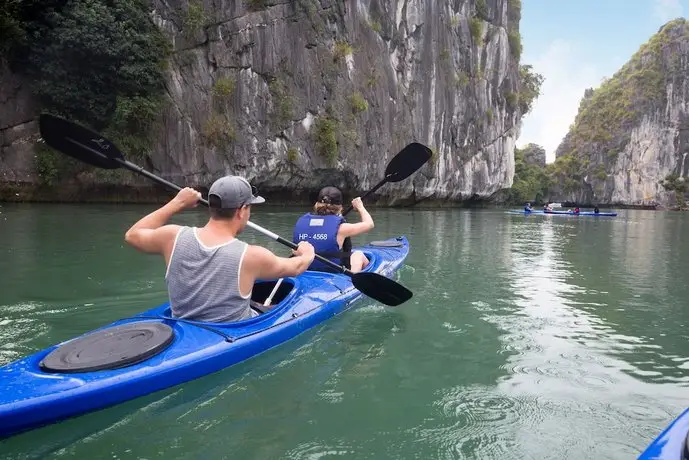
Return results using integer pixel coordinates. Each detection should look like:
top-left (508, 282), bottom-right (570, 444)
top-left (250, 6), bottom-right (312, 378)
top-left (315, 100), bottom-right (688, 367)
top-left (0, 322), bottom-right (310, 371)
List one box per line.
top-left (518, 65), bottom-right (544, 115)
top-left (2, 0), bottom-right (169, 181)
top-left (520, 143), bottom-right (546, 168)
top-left (506, 144), bottom-right (550, 204)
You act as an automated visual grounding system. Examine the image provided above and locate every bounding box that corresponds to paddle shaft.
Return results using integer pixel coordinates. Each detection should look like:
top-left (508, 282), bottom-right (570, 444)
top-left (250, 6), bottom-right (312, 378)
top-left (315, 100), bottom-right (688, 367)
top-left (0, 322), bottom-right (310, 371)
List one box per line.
top-left (341, 175), bottom-right (391, 216)
top-left (263, 280), bottom-right (282, 306)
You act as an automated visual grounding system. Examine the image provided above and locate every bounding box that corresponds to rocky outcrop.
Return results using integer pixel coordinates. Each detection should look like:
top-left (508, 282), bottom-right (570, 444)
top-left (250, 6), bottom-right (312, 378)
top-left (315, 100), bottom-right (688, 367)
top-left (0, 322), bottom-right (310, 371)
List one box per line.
top-left (551, 19), bottom-right (689, 208)
top-left (0, 61), bottom-right (39, 186)
top-left (1, 0), bottom-right (528, 205)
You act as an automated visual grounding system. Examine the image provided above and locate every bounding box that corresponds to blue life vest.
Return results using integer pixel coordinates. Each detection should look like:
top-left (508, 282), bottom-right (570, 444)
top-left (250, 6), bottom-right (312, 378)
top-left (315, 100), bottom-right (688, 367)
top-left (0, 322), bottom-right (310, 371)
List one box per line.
top-left (293, 213), bottom-right (347, 271)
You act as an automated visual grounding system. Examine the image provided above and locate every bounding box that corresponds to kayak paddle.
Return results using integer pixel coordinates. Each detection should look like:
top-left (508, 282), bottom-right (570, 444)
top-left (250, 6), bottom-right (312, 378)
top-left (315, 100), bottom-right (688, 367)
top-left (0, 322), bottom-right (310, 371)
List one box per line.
top-left (341, 142), bottom-right (432, 216)
top-left (38, 113), bottom-right (413, 307)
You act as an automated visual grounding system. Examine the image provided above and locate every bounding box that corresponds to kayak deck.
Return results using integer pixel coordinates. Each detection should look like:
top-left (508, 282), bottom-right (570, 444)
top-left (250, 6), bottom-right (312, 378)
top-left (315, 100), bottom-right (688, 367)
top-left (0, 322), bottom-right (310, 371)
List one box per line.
top-left (0, 236), bottom-right (409, 439)
top-left (639, 406), bottom-right (689, 459)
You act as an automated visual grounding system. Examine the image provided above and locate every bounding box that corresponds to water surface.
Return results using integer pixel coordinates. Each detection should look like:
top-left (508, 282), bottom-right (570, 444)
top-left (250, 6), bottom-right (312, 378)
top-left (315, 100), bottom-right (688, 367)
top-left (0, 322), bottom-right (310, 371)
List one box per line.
top-left (1, 204), bottom-right (688, 459)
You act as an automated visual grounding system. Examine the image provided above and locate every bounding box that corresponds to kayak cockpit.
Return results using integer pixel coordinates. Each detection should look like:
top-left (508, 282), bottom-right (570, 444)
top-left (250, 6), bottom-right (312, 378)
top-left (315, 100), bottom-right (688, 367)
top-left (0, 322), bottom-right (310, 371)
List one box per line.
top-left (250, 278), bottom-right (296, 315)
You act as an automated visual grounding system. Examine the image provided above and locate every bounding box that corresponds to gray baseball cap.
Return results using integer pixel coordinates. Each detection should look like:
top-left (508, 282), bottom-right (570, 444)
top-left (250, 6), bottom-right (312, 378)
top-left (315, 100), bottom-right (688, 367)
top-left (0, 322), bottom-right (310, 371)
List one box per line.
top-left (208, 176), bottom-right (265, 208)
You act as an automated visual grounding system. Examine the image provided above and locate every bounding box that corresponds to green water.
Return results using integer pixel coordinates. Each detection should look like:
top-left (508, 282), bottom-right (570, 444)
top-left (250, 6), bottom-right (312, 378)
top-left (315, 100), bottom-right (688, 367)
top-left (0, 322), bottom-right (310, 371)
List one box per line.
top-left (1, 204), bottom-right (689, 459)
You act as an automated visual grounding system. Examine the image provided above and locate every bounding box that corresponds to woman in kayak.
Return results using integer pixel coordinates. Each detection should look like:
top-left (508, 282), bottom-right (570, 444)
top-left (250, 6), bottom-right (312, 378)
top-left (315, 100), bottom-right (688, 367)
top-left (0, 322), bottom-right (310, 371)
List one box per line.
top-left (293, 186), bottom-right (374, 273)
top-left (124, 176), bottom-right (316, 323)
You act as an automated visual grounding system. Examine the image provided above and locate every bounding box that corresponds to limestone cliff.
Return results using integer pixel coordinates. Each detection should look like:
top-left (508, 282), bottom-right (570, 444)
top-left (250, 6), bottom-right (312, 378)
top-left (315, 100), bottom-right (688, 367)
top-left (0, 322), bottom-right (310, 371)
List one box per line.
top-left (1, 0), bottom-right (530, 205)
top-left (551, 19), bottom-right (689, 208)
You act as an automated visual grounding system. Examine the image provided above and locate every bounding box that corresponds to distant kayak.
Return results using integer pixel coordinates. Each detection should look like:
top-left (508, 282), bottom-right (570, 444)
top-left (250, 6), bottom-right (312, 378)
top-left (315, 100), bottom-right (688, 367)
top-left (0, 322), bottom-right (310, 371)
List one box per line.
top-left (638, 406), bottom-right (689, 459)
top-left (508, 210), bottom-right (618, 217)
top-left (544, 210), bottom-right (618, 216)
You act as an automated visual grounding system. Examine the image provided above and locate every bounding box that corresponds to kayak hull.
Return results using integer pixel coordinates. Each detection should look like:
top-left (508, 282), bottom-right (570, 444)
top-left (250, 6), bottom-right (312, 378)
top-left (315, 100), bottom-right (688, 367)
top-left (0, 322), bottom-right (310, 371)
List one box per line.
top-left (639, 407), bottom-right (689, 459)
top-left (0, 236), bottom-right (409, 439)
top-left (508, 210), bottom-right (618, 217)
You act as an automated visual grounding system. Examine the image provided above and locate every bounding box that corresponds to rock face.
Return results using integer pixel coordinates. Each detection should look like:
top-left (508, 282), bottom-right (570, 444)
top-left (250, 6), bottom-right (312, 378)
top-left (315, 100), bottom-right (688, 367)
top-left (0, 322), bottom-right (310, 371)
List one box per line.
top-left (0, 62), bottom-right (39, 185)
top-left (1, 0), bottom-right (527, 205)
top-left (551, 19), bottom-right (689, 208)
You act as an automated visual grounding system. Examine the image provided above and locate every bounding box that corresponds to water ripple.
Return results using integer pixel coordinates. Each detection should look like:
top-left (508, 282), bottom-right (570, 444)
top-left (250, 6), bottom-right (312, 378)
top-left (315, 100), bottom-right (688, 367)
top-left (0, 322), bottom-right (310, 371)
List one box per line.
top-left (406, 385), bottom-right (540, 460)
top-left (284, 440), bottom-right (355, 459)
top-left (437, 386), bottom-right (516, 423)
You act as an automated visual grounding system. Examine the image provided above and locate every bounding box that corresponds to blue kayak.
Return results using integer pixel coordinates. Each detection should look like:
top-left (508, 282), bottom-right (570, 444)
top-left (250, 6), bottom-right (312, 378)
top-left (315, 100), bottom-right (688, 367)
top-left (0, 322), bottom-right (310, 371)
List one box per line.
top-left (508, 209), bottom-right (618, 217)
top-left (0, 236), bottom-right (409, 438)
top-left (639, 407), bottom-right (689, 459)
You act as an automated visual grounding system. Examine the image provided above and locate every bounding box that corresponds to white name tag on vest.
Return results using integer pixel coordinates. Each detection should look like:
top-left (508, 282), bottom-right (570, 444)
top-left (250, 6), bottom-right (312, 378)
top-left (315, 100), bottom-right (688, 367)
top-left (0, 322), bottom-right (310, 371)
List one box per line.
top-left (309, 218), bottom-right (325, 226)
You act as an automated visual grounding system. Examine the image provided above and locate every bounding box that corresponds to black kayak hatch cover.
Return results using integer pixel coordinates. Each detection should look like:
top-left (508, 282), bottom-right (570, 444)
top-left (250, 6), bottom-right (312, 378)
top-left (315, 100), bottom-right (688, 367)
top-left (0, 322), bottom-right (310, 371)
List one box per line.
top-left (40, 321), bottom-right (175, 373)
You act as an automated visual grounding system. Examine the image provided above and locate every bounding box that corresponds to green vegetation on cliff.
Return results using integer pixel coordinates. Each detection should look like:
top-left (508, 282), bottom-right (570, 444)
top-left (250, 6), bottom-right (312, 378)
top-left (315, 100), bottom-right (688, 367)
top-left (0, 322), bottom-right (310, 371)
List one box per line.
top-left (2, 0), bottom-right (169, 182)
top-left (0, 0), bottom-right (24, 55)
top-left (505, 144), bottom-right (551, 204)
top-left (553, 18), bottom-right (689, 192)
top-left (509, 145), bottom-right (612, 204)
top-left (517, 65), bottom-right (544, 115)
top-left (547, 153), bottom-right (585, 193)
top-left (661, 173), bottom-right (688, 208)
top-left (503, 64), bottom-right (543, 118)
top-left (314, 117), bottom-right (338, 166)
top-left (506, 0), bottom-right (522, 60)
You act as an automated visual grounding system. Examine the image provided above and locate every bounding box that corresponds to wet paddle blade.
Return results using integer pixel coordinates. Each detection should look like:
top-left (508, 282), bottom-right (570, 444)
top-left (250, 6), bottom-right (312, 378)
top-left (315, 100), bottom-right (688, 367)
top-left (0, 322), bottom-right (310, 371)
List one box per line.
top-left (384, 142), bottom-right (433, 182)
top-left (39, 114), bottom-right (123, 169)
top-left (351, 271), bottom-right (413, 306)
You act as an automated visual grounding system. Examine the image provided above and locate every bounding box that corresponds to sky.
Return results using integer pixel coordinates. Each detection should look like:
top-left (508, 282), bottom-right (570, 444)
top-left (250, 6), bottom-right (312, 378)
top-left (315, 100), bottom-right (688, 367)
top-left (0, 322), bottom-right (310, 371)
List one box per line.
top-left (516, 0), bottom-right (689, 163)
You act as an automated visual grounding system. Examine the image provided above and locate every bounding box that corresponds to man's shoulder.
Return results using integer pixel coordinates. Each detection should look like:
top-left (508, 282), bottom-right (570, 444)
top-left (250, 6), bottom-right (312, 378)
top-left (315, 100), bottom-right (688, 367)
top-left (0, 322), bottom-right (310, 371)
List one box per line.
top-left (242, 244), bottom-right (280, 272)
top-left (244, 243), bottom-right (272, 258)
top-left (160, 224), bottom-right (186, 239)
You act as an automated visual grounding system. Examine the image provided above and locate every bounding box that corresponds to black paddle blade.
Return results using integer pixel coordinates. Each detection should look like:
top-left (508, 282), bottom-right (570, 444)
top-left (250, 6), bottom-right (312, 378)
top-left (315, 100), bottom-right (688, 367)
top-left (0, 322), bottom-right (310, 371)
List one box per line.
top-left (351, 272), bottom-right (413, 306)
top-left (384, 142), bottom-right (432, 182)
top-left (39, 114), bottom-right (123, 169)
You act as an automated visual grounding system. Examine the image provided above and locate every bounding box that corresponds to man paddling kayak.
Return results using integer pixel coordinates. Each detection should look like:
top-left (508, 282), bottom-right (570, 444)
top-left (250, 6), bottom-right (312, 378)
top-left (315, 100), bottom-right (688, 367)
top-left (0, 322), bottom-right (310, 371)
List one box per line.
top-left (124, 175), bottom-right (316, 323)
top-left (293, 186), bottom-right (374, 273)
